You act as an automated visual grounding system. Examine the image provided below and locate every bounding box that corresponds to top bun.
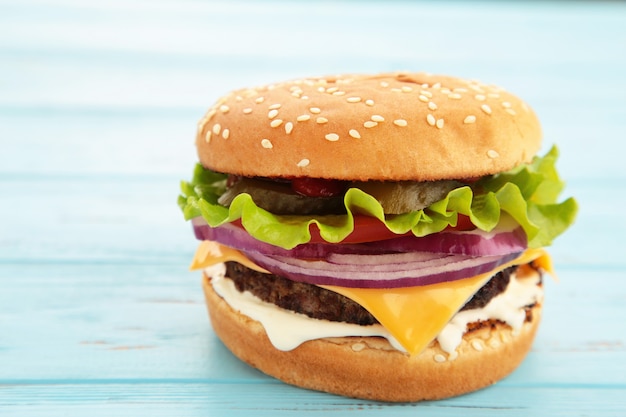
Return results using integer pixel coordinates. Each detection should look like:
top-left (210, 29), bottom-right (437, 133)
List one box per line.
top-left (195, 72), bottom-right (542, 181)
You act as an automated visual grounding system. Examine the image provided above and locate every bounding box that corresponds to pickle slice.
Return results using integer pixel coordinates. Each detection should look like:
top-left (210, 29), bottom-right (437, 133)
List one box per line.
top-left (353, 180), bottom-right (462, 214)
top-left (219, 177), bottom-right (462, 216)
top-left (218, 178), bottom-right (345, 215)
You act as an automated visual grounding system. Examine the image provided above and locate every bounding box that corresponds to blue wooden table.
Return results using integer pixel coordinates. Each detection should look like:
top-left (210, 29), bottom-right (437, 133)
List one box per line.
top-left (1, 1), bottom-right (625, 415)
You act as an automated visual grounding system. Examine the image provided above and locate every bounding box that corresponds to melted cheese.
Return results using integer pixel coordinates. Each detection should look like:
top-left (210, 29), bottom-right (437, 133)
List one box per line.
top-left (190, 241), bottom-right (551, 356)
top-left (189, 240), bottom-right (269, 273)
top-left (323, 248), bottom-right (550, 355)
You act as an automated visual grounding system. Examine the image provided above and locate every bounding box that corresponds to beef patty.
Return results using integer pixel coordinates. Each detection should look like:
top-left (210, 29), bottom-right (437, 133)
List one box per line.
top-left (223, 262), bottom-right (541, 326)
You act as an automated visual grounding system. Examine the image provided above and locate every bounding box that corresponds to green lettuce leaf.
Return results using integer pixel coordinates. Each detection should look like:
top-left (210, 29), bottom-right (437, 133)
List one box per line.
top-left (179, 146), bottom-right (578, 249)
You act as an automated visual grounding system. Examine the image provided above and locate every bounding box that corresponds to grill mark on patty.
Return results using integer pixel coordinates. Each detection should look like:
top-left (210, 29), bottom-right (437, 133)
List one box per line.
top-left (224, 262), bottom-right (541, 325)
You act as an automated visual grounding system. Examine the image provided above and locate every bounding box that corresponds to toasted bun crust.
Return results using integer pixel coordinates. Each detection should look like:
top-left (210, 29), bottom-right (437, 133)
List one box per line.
top-left (202, 274), bottom-right (541, 402)
top-left (196, 72), bottom-right (542, 181)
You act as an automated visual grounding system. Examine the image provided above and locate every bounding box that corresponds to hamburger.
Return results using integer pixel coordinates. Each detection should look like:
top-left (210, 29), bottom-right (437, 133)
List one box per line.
top-left (178, 72), bottom-right (577, 402)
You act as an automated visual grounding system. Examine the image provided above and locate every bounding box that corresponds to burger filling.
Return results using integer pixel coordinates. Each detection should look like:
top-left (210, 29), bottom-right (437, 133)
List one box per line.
top-left (181, 147), bottom-right (576, 356)
top-left (180, 146), bottom-right (577, 252)
top-left (206, 260), bottom-right (544, 356)
top-left (223, 262), bottom-right (541, 326)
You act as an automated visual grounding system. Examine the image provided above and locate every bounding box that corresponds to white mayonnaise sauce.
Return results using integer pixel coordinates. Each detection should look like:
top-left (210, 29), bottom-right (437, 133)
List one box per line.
top-left (435, 269), bottom-right (543, 354)
top-left (207, 264), bottom-right (405, 352)
top-left (206, 263), bottom-right (543, 356)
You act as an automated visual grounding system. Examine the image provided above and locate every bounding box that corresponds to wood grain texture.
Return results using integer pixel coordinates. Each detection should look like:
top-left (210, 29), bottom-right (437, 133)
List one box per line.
top-left (1, 0), bottom-right (625, 415)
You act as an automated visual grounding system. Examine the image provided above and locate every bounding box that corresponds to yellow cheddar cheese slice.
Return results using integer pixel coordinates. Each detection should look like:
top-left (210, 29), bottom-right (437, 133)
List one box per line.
top-left (190, 241), bottom-right (551, 356)
top-left (190, 240), bottom-right (270, 273)
top-left (323, 248), bottom-right (550, 355)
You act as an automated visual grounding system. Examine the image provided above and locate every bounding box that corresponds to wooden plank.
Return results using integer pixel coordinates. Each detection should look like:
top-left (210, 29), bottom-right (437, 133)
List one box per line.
top-left (1, 383), bottom-right (625, 416)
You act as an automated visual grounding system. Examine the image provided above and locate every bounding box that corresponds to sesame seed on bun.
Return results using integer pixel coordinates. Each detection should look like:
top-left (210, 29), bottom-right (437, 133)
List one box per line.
top-left (196, 72), bottom-right (542, 181)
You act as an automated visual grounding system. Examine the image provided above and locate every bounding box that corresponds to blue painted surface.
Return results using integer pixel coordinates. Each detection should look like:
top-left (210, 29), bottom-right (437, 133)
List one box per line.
top-left (1, 1), bottom-right (625, 415)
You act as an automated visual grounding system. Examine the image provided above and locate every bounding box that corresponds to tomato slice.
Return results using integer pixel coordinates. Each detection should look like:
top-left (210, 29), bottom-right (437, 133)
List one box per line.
top-left (447, 214), bottom-right (475, 232)
top-left (233, 214), bottom-right (475, 245)
top-left (308, 215), bottom-right (410, 244)
top-left (311, 214), bottom-right (475, 244)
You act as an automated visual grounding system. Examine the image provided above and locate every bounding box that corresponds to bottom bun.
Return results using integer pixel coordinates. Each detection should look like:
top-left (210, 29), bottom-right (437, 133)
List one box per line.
top-left (202, 273), bottom-right (541, 402)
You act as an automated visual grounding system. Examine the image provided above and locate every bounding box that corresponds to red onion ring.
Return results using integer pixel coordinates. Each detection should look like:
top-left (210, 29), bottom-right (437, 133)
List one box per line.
top-left (192, 219), bottom-right (384, 258)
top-left (365, 227), bottom-right (527, 257)
top-left (191, 217), bottom-right (524, 288)
top-left (246, 250), bottom-right (521, 289)
top-left (191, 217), bottom-right (527, 258)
